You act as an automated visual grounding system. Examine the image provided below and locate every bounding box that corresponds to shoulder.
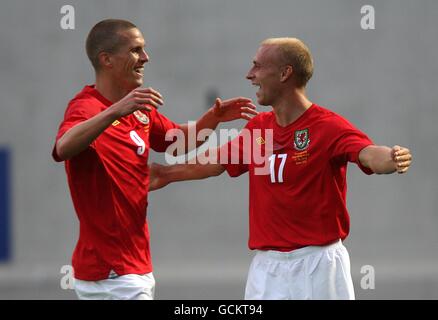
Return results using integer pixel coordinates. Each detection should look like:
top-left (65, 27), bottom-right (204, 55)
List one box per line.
top-left (68, 86), bottom-right (98, 106)
top-left (312, 104), bottom-right (357, 130)
top-left (312, 104), bottom-right (339, 120)
top-left (64, 87), bottom-right (103, 118)
top-left (148, 107), bottom-right (171, 123)
top-left (245, 111), bottom-right (273, 129)
top-left (69, 85), bottom-right (97, 102)
top-left (146, 107), bottom-right (180, 130)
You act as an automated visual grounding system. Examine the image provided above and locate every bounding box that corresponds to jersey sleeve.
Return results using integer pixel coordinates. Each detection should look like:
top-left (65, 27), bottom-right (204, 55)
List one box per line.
top-left (148, 109), bottom-right (181, 152)
top-left (52, 99), bottom-right (101, 162)
top-left (218, 121), bottom-right (253, 177)
top-left (329, 117), bottom-right (374, 175)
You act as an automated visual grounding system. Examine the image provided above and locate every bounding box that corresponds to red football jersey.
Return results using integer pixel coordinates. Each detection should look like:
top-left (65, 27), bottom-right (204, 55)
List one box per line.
top-left (53, 85), bottom-right (180, 280)
top-left (221, 104), bottom-right (374, 251)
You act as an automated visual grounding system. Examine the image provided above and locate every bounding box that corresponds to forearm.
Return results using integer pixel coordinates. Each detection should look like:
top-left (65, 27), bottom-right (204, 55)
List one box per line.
top-left (56, 107), bottom-right (119, 160)
top-left (359, 145), bottom-right (397, 174)
top-left (166, 162), bottom-right (225, 182)
top-left (148, 161), bottom-right (225, 192)
top-left (179, 108), bottom-right (219, 152)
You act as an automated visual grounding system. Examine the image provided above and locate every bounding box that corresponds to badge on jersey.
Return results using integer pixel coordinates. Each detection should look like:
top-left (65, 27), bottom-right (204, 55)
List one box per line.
top-left (133, 110), bottom-right (150, 125)
top-left (256, 136), bottom-right (265, 145)
top-left (294, 128), bottom-right (310, 151)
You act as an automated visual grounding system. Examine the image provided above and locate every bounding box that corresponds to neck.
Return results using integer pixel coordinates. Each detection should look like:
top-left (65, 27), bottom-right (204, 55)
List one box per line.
top-left (95, 72), bottom-right (132, 103)
top-left (272, 87), bottom-right (313, 127)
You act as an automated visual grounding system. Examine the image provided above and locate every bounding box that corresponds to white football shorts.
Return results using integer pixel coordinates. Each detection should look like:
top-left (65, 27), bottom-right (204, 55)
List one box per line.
top-left (74, 271), bottom-right (155, 300)
top-left (245, 239), bottom-right (355, 300)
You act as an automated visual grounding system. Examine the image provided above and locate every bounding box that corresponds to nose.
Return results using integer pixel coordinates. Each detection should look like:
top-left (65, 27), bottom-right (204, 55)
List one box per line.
top-left (140, 49), bottom-right (149, 63)
top-left (246, 69), bottom-right (254, 80)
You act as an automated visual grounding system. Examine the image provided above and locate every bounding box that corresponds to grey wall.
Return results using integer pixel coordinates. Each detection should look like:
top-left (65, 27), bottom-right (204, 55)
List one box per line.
top-left (0, 0), bottom-right (437, 299)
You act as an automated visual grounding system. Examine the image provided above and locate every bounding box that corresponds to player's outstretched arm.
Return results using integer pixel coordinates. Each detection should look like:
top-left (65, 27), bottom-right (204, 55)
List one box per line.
top-left (56, 87), bottom-right (163, 160)
top-left (359, 145), bottom-right (412, 174)
top-left (149, 162), bottom-right (225, 191)
top-left (177, 97), bottom-right (258, 154)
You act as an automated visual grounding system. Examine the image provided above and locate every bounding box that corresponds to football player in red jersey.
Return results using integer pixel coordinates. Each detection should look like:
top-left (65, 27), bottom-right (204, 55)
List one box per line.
top-left (52, 19), bottom-right (257, 300)
top-left (149, 38), bottom-right (412, 299)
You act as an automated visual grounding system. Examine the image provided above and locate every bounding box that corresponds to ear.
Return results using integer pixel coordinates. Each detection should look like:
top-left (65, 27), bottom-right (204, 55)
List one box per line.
top-left (98, 52), bottom-right (113, 69)
top-left (280, 65), bottom-right (293, 83)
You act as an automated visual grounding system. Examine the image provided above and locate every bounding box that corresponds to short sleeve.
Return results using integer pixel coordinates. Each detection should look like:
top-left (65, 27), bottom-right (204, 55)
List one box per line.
top-left (330, 117), bottom-right (374, 175)
top-left (148, 109), bottom-right (181, 152)
top-left (52, 99), bottom-right (101, 162)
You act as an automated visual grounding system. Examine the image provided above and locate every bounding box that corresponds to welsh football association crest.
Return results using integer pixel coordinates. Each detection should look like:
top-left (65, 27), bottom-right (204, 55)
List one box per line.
top-left (133, 110), bottom-right (149, 125)
top-left (294, 128), bottom-right (310, 151)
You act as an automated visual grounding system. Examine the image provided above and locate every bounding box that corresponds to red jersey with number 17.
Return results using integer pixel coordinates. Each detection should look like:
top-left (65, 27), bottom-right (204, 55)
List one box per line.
top-left (52, 85), bottom-right (180, 281)
top-left (221, 104), bottom-right (374, 251)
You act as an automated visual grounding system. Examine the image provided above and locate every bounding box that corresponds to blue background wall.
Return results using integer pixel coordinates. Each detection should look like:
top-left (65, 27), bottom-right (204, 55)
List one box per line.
top-left (0, 148), bottom-right (10, 262)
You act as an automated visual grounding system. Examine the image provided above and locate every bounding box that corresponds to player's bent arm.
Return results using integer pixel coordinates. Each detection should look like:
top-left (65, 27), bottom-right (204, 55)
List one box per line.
top-left (176, 97), bottom-right (257, 155)
top-left (57, 88), bottom-right (164, 160)
top-left (167, 162), bottom-right (225, 181)
top-left (358, 144), bottom-right (412, 174)
top-left (56, 107), bottom-right (120, 161)
top-left (149, 162), bottom-right (225, 191)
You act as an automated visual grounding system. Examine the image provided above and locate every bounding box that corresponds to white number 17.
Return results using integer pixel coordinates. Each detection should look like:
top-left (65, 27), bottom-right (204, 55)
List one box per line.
top-left (268, 154), bottom-right (287, 183)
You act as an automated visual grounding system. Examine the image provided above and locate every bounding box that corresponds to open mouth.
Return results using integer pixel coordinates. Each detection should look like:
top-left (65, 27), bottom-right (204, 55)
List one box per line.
top-left (252, 83), bottom-right (261, 95)
top-left (134, 66), bottom-right (144, 76)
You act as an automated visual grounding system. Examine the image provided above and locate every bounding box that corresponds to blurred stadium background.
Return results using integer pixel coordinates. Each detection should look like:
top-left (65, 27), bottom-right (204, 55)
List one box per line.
top-left (0, 0), bottom-right (437, 299)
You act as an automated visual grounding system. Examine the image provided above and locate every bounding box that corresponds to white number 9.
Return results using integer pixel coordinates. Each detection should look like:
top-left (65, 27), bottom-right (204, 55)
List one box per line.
top-left (129, 130), bottom-right (146, 155)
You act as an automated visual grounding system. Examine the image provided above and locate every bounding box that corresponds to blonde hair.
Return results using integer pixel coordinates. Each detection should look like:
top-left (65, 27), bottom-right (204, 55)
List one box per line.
top-left (261, 37), bottom-right (313, 87)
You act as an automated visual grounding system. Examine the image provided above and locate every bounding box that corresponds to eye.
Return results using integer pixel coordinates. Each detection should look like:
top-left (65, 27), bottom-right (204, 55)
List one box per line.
top-left (131, 47), bottom-right (143, 53)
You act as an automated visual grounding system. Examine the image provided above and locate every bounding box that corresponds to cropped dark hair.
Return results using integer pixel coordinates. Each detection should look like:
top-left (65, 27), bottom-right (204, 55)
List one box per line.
top-left (86, 19), bottom-right (137, 71)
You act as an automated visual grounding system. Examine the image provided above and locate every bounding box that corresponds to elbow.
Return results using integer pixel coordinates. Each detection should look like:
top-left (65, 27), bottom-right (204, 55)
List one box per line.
top-left (55, 139), bottom-right (71, 161)
top-left (55, 141), bottom-right (67, 161)
top-left (212, 164), bottom-right (226, 177)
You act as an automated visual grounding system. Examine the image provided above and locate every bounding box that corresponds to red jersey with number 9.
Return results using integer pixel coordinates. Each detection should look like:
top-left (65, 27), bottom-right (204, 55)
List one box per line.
top-left (221, 104), bottom-right (374, 251)
top-left (52, 85), bottom-right (180, 280)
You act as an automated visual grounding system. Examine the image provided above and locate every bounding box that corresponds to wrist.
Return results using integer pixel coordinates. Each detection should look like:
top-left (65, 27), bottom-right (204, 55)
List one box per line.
top-left (206, 106), bottom-right (221, 126)
top-left (106, 104), bottom-right (123, 122)
top-left (375, 157), bottom-right (397, 174)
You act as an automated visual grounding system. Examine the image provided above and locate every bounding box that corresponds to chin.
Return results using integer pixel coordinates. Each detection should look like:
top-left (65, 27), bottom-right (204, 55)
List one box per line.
top-left (256, 93), bottom-right (266, 106)
top-left (135, 78), bottom-right (143, 86)
top-left (129, 79), bottom-right (143, 89)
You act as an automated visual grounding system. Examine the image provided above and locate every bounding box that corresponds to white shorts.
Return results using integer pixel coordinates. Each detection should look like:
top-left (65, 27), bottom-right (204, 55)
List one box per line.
top-left (74, 272), bottom-right (155, 300)
top-left (245, 240), bottom-right (355, 300)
